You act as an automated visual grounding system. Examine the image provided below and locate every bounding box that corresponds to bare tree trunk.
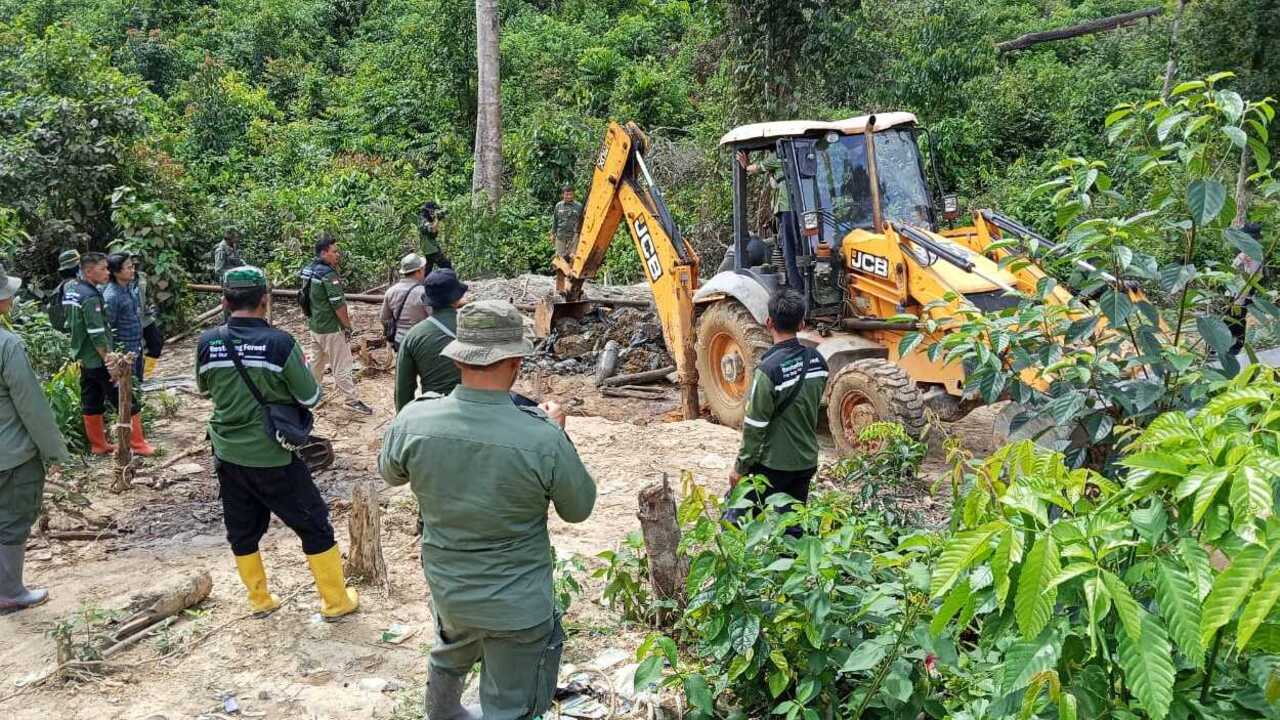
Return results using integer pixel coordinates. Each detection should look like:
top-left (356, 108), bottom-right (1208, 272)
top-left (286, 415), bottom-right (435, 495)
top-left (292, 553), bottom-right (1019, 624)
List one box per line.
top-left (637, 474), bottom-right (687, 625)
top-left (344, 480), bottom-right (390, 593)
top-left (111, 353), bottom-right (134, 493)
top-left (1161, 0), bottom-right (1190, 100)
top-left (472, 0), bottom-right (502, 208)
top-left (996, 6), bottom-right (1163, 53)
top-left (1233, 143), bottom-right (1251, 227)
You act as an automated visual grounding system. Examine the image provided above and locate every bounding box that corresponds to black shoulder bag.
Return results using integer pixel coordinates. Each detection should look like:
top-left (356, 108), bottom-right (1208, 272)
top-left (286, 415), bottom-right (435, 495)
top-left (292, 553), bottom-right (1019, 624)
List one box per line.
top-left (218, 327), bottom-right (314, 452)
top-left (383, 284), bottom-right (415, 350)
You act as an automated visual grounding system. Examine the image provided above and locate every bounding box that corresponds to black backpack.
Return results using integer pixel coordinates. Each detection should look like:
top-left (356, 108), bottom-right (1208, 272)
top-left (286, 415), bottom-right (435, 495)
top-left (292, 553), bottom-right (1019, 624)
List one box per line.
top-left (298, 261), bottom-right (328, 318)
top-left (45, 279), bottom-right (72, 332)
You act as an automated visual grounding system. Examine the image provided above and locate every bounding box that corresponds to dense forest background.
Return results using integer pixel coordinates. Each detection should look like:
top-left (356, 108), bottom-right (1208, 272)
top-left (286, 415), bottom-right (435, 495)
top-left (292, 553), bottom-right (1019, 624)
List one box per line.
top-left (0, 0), bottom-right (1276, 320)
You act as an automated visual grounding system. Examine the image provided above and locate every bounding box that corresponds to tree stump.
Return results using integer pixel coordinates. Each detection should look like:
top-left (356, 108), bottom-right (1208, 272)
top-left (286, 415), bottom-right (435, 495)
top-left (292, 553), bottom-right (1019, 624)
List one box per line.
top-left (637, 473), bottom-right (688, 625)
top-left (344, 480), bottom-right (390, 593)
top-left (110, 353), bottom-right (135, 493)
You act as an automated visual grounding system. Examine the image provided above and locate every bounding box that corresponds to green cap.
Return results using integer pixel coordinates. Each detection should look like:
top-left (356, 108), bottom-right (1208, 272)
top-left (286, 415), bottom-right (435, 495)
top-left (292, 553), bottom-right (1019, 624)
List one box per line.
top-left (222, 265), bottom-right (268, 290)
top-left (57, 249), bottom-right (81, 271)
top-left (441, 300), bottom-right (534, 365)
top-left (0, 262), bottom-right (22, 301)
top-left (399, 253), bottom-right (427, 275)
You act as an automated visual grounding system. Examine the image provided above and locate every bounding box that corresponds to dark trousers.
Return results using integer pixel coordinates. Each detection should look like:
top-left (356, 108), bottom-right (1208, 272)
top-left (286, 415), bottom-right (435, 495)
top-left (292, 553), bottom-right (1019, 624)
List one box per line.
top-left (730, 464), bottom-right (816, 537)
top-left (1227, 298), bottom-right (1251, 356)
top-left (142, 323), bottom-right (163, 358)
top-left (214, 456), bottom-right (336, 556)
top-left (80, 365), bottom-right (139, 416)
top-left (424, 252), bottom-right (453, 275)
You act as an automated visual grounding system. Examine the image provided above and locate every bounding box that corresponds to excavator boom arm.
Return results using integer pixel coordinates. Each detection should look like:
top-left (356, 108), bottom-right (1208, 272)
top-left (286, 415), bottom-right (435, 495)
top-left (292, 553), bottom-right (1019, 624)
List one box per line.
top-left (549, 122), bottom-right (702, 419)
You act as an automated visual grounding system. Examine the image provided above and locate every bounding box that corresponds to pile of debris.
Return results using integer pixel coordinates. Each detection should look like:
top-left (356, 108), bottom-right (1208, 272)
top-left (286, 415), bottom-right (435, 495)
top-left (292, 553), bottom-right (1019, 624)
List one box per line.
top-left (532, 307), bottom-right (672, 377)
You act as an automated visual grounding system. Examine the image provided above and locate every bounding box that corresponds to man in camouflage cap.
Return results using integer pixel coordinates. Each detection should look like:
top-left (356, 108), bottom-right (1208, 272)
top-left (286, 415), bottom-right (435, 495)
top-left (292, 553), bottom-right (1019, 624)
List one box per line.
top-left (379, 300), bottom-right (596, 720)
top-left (0, 263), bottom-right (68, 612)
top-left (44, 249), bottom-right (81, 333)
top-left (198, 266), bottom-right (359, 620)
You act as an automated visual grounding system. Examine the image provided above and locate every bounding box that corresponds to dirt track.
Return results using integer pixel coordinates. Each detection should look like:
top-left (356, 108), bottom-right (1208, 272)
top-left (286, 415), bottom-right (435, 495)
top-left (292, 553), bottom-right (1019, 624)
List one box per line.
top-left (0, 286), bottom-right (995, 719)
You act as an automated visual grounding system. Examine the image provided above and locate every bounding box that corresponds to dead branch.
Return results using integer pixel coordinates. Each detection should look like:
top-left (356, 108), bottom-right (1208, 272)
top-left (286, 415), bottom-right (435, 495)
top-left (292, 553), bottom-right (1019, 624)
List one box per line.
top-left (601, 366), bottom-right (676, 387)
top-left (996, 6), bottom-right (1163, 53)
top-left (46, 530), bottom-right (119, 541)
top-left (165, 305), bottom-right (224, 344)
top-left (601, 387), bottom-right (668, 400)
top-left (159, 442), bottom-right (210, 469)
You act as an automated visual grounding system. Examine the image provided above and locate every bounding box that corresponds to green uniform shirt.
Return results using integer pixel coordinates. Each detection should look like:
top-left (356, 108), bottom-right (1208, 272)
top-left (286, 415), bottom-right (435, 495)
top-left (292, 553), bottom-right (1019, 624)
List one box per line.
top-left (0, 328), bottom-right (69, 471)
top-left (759, 155), bottom-right (791, 214)
top-left (65, 280), bottom-right (111, 369)
top-left (394, 307), bottom-right (461, 412)
top-left (304, 261), bottom-right (346, 335)
top-left (736, 339), bottom-right (828, 473)
top-left (196, 317), bottom-right (322, 467)
top-left (379, 386), bottom-right (597, 631)
top-left (552, 200), bottom-right (584, 252)
top-left (213, 240), bottom-right (243, 279)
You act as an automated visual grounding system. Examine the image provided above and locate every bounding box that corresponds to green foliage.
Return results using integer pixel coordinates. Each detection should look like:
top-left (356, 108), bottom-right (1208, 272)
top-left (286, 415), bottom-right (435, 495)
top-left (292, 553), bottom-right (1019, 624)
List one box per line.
top-left (2, 299), bottom-right (71, 378)
top-left (553, 551), bottom-right (585, 616)
top-left (830, 422), bottom-right (927, 523)
top-left (43, 362), bottom-right (87, 455)
top-left (593, 531), bottom-right (658, 626)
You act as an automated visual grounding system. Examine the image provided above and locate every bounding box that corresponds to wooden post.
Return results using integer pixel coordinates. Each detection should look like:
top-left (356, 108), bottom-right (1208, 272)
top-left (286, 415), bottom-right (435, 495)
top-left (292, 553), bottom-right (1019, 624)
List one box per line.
top-left (111, 353), bottom-right (135, 493)
top-left (637, 473), bottom-right (687, 625)
top-left (344, 480), bottom-right (390, 593)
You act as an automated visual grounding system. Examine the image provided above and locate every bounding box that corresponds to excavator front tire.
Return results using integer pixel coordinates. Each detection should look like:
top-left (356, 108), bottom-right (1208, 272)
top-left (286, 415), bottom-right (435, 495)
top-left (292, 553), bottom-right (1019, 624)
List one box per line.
top-left (695, 301), bottom-right (772, 428)
top-left (825, 359), bottom-right (927, 456)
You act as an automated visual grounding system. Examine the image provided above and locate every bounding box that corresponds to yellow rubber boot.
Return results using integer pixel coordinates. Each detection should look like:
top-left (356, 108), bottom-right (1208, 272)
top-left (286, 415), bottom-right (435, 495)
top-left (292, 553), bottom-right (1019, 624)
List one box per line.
top-left (305, 546), bottom-right (358, 619)
top-left (233, 552), bottom-right (281, 617)
top-left (143, 356), bottom-right (158, 379)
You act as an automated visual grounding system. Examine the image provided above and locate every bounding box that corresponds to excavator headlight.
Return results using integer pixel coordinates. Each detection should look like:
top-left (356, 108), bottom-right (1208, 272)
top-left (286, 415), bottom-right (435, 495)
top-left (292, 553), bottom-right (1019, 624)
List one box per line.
top-left (801, 210), bottom-right (820, 237)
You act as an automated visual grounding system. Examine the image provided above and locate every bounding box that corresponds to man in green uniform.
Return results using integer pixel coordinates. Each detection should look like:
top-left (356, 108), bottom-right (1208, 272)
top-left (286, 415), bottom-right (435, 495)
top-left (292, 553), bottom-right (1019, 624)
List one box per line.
top-left (379, 300), bottom-right (596, 720)
top-left (66, 252), bottom-right (156, 455)
top-left (418, 202), bottom-right (453, 274)
top-left (394, 268), bottom-right (468, 411)
top-left (730, 289), bottom-right (828, 528)
top-left (301, 234), bottom-right (372, 415)
top-left (550, 185), bottom-right (584, 262)
top-left (45, 249), bottom-right (81, 333)
top-left (197, 266), bottom-right (359, 619)
top-left (739, 150), bottom-right (802, 288)
top-left (0, 263), bottom-right (68, 612)
top-left (213, 229), bottom-right (244, 280)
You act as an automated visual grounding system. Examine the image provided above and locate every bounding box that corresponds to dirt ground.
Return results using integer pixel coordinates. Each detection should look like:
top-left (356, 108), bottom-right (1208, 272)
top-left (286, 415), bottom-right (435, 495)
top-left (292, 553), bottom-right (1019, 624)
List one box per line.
top-left (0, 280), bottom-right (996, 720)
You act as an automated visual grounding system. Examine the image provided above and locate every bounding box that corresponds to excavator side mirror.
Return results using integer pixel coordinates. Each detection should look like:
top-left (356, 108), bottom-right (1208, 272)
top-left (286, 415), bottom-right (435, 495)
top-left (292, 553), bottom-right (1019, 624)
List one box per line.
top-left (943, 193), bottom-right (960, 221)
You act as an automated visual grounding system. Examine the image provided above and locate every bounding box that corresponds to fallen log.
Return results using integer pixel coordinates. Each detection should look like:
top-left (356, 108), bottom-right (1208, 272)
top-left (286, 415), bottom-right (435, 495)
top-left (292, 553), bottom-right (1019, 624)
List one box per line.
top-left (637, 474), bottom-right (687, 625)
top-left (601, 365), bottom-right (677, 387)
top-left (113, 570), bottom-right (213, 641)
top-left (187, 284), bottom-right (386, 304)
top-left (601, 386), bottom-right (667, 400)
top-left (165, 304), bottom-right (223, 344)
top-left (996, 6), bottom-right (1162, 53)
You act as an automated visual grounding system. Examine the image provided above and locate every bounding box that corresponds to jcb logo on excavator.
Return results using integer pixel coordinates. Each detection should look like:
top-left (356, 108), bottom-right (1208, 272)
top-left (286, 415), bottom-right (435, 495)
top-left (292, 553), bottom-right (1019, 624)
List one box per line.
top-left (853, 251), bottom-right (890, 278)
top-left (634, 218), bottom-right (663, 282)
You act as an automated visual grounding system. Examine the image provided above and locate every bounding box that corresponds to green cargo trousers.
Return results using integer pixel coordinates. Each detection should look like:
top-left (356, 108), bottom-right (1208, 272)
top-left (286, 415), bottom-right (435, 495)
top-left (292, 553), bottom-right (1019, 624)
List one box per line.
top-left (430, 612), bottom-right (565, 720)
top-left (0, 457), bottom-right (45, 545)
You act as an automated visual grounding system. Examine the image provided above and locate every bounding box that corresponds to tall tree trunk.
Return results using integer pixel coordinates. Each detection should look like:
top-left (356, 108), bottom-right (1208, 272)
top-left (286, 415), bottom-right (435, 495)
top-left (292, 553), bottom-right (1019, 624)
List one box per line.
top-left (1232, 143), bottom-right (1251, 227)
top-left (472, 0), bottom-right (502, 208)
top-left (1161, 0), bottom-right (1190, 100)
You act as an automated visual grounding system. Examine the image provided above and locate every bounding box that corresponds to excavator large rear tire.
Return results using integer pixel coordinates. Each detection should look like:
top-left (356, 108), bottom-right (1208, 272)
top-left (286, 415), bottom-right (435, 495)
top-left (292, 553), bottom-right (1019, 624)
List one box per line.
top-left (825, 359), bottom-right (927, 456)
top-left (695, 301), bottom-right (772, 428)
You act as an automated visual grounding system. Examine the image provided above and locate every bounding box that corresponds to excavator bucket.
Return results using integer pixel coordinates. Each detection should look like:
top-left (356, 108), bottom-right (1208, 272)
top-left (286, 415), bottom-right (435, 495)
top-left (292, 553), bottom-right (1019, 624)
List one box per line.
top-left (534, 296), bottom-right (592, 338)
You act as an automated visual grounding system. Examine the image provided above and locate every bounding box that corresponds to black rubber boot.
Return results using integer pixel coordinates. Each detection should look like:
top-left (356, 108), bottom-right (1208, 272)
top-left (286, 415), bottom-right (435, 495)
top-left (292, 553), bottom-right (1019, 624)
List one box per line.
top-left (425, 667), bottom-right (481, 720)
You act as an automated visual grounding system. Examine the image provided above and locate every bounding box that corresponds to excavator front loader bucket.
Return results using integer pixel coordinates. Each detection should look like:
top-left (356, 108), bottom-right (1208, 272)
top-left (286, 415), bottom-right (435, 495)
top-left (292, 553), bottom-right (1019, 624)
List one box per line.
top-left (534, 296), bottom-right (593, 338)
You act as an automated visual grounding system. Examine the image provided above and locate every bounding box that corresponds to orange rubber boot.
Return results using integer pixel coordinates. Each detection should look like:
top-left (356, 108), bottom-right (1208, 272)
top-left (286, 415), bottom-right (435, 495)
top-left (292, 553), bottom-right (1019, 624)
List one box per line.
top-left (129, 415), bottom-right (156, 457)
top-left (82, 415), bottom-right (116, 455)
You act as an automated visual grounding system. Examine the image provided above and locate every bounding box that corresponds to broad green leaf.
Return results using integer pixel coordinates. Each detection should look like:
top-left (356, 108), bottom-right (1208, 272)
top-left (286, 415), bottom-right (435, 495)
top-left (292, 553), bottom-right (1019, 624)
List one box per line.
top-left (931, 578), bottom-right (971, 637)
top-left (1171, 80), bottom-right (1205, 96)
top-left (992, 527), bottom-right (1021, 611)
top-left (1204, 386), bottom-right (1273, 416)
top-left (767, 670), bottom-right (789, 699)
top-left (1084, 576), bottom-right (1112, 655)
top-left (931, 522), bottom-right (1002, 598)
top-left (1001, 634), bottom-right (1060, 693)
top-left (898, 332), bottom-right (924, 357)
top-left (1178, 539), bottom-right (1214, 600)
top-left (1192, 468), bottom-right (1232, 525)
top-left (1098, 289), bottom-right (1134, 326)
top-left (1238, 566), bottom-right (1280, 652)
top-left (1231, 465), bottom-right (1273, 526)
top-left (729, 614), bottom-right (761, 653)
top-left (1155, 559), bottom-right (1204, 668)
top-left (1157, 263), bottom-right (1196, 293)
top-left (684, 674), bottom-right (714, 717)
top-left (1104, 107), bottom-right (1133, 127)
top-left (634, 655), bottom-right (664, 691)
top-left (1201, 542), bottom-right (1271, 647)
top-left (1196, 315), bottom-right (1236, 360)
top-left (1250, 137), bottom-right (1272, 171)
top-left (1225, 227), bottom-right (1265, 263)
top-left (1017, 533), bottom-right (1061, 639)
top-left (841, 639), bottom-right (887, 672)
top-left (1059, 692), bottom-right (1079, 720)
top-left (1215, 89), bottom-right (1245, 122)
top-left (1156, 112), bottom-right (1188, 141)
top-left (1117, 613), bottom-right (1175, 720)
top-left (794, 678), bottom-right (818, 704)
top-left (1187, 179), bottom-right (1227, 226)
top-left (1222, 126), bottom-right (1248, 148)
top-left (1103, 569), bottom-right (1144, 643)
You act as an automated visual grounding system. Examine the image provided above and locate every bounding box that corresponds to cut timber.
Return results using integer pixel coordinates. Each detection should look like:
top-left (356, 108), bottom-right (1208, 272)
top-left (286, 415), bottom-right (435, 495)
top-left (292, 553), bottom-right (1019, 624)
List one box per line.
top-left (996, 6), bottom-right (1162, 53)
top-left (165, 304), bottom-right (223, 344)
top-left (110, 353), bottom-right (135, 493)
top-left (344, 480), bottom-right (390, 593)
top-left (594, 341), bottom-right (621, 386)
top-left (113, 570), bottom-right (213, 641)
top-left (637, 474), bottom-right (687, 626)
top-left (187, 284), bottom-right (386, 304)
top-left (601, 386), bottom-right (667, 400)
top-left (601, 365), bottom-right (677, 387)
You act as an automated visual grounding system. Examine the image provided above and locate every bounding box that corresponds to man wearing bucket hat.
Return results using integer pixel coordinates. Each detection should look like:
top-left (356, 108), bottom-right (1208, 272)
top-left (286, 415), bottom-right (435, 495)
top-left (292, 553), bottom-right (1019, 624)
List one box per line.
top-left (393, 268), bottom-right (468, 411)
top-left (44, 248), bottom-right (81, 333)
top-left (380, 253), bottom-right (429, 351)
top-left (0, 263), bottom-right (69, 612)
top-left (197, 266), bottom-right (359, 620)
top-left (379, 300), bottom-right (596, 720)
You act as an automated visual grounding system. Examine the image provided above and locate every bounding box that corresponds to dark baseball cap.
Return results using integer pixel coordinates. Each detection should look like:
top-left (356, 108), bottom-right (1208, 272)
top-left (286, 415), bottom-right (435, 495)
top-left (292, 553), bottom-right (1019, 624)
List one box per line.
top-left (422, 268), bottom-right (468, 309)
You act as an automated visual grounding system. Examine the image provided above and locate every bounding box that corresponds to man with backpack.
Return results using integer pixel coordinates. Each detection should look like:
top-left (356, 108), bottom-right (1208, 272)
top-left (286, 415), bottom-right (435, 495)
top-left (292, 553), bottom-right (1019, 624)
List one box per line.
top-left (197, 265), bottom-right (359, 620)
top-left (394, 268), bottom-right (468, 412)
top-left (300, 234), bottom-right (372, 415)
top-left (44, 249), bottom-right (81, 333)
top-left (730, 289), bottom-right (828, 523)
top-left (380, 254), bottom-right (429, 351)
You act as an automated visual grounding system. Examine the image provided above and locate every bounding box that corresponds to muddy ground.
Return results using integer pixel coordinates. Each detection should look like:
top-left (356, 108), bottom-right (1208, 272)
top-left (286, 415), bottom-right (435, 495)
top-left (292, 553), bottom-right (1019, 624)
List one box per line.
top-left (0, 277), bottom-right (996, 720)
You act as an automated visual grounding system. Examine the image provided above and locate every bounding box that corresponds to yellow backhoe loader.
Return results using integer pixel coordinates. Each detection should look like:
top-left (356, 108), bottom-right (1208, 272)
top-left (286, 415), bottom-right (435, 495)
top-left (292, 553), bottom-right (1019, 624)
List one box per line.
top-left (542, 117), bottom-right (1090, 454)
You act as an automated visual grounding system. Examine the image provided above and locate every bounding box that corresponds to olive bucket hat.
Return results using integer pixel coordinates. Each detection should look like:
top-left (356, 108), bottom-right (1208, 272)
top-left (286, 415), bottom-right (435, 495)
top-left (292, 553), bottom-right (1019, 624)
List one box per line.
top-left (57, 249), bottom-right (82, 272)
top-left (0, 263), bottom-right (22, 301)
top-left (440, 300), bottom-right (534, 366)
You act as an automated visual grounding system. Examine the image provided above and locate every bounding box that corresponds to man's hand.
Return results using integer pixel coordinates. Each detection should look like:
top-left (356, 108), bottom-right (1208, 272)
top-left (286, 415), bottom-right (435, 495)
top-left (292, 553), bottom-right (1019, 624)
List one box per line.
top-left (736, 150), bottom-right (749, 170)
top-left (539, 400), bottom-right (567, 429)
